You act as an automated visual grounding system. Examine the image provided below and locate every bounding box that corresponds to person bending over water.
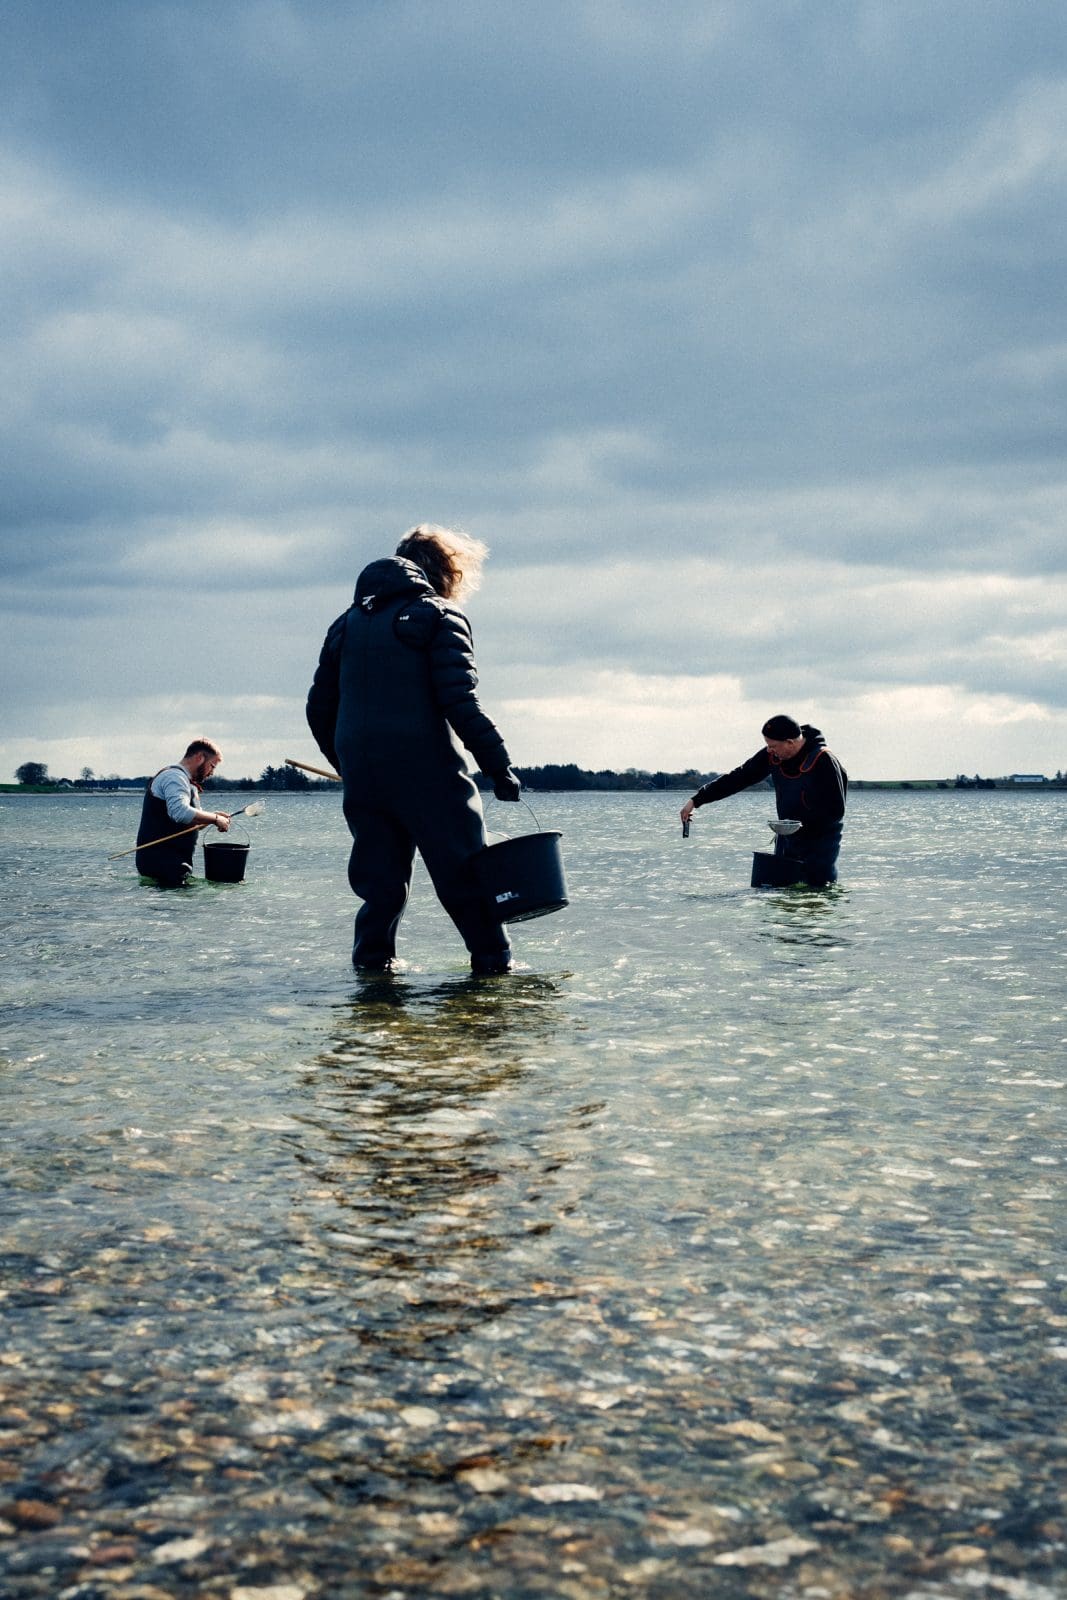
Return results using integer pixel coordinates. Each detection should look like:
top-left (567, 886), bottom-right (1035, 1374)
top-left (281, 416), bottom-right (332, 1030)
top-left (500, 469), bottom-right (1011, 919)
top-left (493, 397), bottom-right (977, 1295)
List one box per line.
top-left (680, 715), bottom-right (847, 886)
top-left (306, 524), bottom-right (521, 974)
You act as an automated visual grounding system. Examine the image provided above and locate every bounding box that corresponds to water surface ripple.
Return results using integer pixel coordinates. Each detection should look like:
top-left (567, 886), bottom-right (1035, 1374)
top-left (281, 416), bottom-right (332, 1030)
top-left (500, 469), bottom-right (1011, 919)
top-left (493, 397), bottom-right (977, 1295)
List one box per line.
top-left (1, 790), bottom-right (1065, 1598)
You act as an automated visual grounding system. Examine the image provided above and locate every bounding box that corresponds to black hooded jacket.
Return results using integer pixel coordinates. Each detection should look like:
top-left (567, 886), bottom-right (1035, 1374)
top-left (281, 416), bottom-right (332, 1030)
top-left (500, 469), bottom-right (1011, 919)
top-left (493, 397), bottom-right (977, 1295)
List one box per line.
top-left (693, 725), bottom-right (847, 835)
top-left (306, 557), bottom-right (511, 784)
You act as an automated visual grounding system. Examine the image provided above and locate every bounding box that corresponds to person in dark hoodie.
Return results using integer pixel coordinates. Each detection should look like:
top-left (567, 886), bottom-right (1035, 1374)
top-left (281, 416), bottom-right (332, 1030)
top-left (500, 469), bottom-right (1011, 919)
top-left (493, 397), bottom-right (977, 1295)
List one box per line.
top-left (306, 525), bottom-right (522, 973)
top-left (680, 715), bottom-right (847, 885)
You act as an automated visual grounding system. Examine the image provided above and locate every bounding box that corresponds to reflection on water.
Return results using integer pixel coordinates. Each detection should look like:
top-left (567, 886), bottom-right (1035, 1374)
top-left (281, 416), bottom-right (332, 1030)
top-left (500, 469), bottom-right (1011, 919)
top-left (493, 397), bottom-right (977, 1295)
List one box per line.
top-left (326, 967), bottom-right (565, 1066)
top-left (754, 883), bottom-right (850, 949)
top-left (1, 791), bottom-right (1065, 1597)
top-left (288, 973), bottom-right (568, 1356)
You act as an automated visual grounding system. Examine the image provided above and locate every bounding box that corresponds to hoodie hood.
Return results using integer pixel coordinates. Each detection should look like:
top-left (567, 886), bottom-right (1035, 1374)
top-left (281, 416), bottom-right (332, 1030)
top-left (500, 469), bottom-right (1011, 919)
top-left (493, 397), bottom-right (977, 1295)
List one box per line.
top-left (353, 557), bottom-right (435, 612)
top-left (786, 724), bottom-right (830, 776)
top-left (772, 724), bottom-right (827, 776)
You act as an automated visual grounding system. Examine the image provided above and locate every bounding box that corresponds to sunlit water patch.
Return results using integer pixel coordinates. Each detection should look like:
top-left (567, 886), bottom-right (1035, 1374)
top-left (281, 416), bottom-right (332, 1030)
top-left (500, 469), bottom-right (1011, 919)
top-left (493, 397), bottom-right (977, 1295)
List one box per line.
top-left (1, 790), bottom-right (1065, 1597)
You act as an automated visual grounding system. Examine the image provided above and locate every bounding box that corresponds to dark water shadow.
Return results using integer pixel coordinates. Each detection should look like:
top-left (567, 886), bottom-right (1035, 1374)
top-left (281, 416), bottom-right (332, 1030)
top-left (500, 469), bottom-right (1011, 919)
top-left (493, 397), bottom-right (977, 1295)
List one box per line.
top-left (296, 968), bottom-right (566, 1153)
top-left (286, 973), bottom-right (570, 1356)
top-left (754, 882), bottom-right (851, 949)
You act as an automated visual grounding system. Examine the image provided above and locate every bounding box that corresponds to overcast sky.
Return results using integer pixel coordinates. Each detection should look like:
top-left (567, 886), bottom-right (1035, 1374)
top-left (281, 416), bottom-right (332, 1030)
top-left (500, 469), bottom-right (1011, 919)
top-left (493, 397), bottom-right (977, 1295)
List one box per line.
top-left (2, 0), bottom-right (1065, 783)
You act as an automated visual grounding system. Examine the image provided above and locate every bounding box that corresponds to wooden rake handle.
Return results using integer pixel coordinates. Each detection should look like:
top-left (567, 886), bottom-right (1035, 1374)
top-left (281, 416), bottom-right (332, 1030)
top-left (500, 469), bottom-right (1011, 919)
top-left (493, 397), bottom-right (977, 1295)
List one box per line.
top-left (108, 818), bottom-right (211, 861)
top-left (285, 757), bottom-right (342, 781)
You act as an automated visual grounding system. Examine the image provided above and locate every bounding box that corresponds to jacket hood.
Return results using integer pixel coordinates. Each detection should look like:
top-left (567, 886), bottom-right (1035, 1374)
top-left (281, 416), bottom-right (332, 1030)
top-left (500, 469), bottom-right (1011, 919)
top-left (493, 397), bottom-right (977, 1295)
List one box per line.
top-left (353, 557), bottom-right (434, 611)
top-left (771, 724), bottom-right (827, 774)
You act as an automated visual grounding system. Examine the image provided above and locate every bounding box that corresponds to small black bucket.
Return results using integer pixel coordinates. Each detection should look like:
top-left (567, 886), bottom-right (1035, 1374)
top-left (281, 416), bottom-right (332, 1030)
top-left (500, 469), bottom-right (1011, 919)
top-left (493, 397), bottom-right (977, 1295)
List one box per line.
top-left (751, 850), bottom-right (807, 888)
top-left (476, 830), bottom-right (568, 922)
top-left (204, 840), bottom-right (250, 884)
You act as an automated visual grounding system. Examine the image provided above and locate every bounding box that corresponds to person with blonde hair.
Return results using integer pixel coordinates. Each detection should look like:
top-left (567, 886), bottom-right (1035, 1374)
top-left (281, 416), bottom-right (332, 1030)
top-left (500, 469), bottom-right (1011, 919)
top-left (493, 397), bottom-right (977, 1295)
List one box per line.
top-left (307, 525), bottom-right (521, 973)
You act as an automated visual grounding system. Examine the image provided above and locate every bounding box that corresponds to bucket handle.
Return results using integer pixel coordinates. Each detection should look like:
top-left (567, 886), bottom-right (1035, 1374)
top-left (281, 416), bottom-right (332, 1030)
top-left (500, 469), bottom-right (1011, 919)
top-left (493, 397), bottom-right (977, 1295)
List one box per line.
top-left (207, 821), bottom-right (250, 846)
top-left (487, 795), bottom-right (543, 834)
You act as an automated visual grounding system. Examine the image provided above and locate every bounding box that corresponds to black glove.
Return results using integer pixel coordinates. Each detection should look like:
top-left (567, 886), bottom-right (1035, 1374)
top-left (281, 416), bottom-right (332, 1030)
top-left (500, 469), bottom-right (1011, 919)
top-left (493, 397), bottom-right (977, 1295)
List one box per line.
top-left (492, 767), bottom-right (522, 802)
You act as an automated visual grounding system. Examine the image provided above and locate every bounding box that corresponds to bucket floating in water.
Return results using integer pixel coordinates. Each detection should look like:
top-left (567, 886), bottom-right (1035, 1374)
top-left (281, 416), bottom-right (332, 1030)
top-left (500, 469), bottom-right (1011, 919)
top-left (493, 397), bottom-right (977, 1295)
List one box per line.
top-left (204, 839), bottom-right (250, 883)
top-left (751, 850), bottom-right (807, 888)
top-left (476, 826), bottom-right (569, 923)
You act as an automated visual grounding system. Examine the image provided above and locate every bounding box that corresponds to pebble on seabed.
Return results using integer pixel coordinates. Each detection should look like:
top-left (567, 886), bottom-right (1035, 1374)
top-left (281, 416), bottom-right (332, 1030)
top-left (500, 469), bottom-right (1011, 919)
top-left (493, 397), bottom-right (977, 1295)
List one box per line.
top-left (3, 791), bottom-right (1066, 1596)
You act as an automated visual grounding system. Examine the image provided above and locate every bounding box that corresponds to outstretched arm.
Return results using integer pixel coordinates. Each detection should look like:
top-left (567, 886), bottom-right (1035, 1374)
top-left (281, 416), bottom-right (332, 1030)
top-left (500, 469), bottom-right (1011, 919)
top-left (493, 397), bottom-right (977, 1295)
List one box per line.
top-left (682, 750), bottom-right (772, 823)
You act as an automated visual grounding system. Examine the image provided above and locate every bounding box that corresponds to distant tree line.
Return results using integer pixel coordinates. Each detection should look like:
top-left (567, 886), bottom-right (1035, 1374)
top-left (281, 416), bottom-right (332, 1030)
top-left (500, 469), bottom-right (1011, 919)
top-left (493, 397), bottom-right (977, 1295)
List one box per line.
top-left (8, 760), bottom-right (1066, 793)
top-left (9, 759), bottom-right (718, 793)
top-left (210, 764), bottom-right (325, 792)
top-left (7, 762), bottom-right (334, 792)
top-left (476, 763), bottom-right (721, 792)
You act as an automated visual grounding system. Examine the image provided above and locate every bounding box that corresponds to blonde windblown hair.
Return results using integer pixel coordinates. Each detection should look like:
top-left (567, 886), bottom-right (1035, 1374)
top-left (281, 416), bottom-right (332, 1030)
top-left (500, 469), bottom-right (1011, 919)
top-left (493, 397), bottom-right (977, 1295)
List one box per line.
top-left (395, 524), bottom-right (488, 602)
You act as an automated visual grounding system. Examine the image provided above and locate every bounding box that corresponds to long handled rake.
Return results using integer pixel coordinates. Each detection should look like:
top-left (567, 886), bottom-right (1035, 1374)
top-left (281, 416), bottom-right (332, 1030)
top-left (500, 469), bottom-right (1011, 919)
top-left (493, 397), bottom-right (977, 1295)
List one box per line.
top-left (285, 757), bottom-right (341, 781)
top-left (108, 800), bottom-right (266, 861)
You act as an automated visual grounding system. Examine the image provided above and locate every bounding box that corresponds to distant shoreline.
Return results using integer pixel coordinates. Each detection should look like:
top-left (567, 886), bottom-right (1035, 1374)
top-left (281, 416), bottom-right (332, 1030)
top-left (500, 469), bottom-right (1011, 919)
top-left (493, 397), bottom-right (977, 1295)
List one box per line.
top-left (4, 778), bottom-right (1065, 796)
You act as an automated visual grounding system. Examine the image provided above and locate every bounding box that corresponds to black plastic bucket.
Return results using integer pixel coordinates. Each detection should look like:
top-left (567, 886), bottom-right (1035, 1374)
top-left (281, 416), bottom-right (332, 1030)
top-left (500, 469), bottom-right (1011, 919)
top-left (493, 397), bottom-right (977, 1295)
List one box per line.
top-left (204, 840), bottom-right (250, 883)
top-left (476, 831), bottom-right (568, 922)
top-left (751, 850), bottom-right (807, 888)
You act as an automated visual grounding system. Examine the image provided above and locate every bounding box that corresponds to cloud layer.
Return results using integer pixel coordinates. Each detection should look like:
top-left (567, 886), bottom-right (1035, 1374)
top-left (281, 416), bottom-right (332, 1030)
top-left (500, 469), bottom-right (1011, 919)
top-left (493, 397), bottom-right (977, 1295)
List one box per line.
top-left (2, 1), bottom-right (1065, 782)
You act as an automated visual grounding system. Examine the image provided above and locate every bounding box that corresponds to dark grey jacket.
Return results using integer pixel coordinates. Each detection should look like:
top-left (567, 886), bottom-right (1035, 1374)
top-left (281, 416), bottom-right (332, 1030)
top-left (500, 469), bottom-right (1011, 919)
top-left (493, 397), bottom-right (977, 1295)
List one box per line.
top-left (693, 724), bottom-right (847, 838)
top-left (306, 557), bottom-right (511, 784)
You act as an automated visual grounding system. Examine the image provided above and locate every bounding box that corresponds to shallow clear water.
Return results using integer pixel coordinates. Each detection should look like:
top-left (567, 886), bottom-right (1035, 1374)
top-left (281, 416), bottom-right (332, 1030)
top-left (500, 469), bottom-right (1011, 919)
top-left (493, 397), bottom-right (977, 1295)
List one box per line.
top-left (1, 789), bottom-right (1065, 1598)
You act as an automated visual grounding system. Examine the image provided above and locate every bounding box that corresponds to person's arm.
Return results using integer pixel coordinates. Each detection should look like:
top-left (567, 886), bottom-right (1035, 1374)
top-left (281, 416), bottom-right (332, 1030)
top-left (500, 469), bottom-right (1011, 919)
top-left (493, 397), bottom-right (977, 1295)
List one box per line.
top-left (425, 606), bottom-right (514, 783)
top-left (306, 613), bottom-right (347, 772)
top-left (681, 750), bottom-right (771, 822)
top-left (154, 769), bottom-right (230, 832)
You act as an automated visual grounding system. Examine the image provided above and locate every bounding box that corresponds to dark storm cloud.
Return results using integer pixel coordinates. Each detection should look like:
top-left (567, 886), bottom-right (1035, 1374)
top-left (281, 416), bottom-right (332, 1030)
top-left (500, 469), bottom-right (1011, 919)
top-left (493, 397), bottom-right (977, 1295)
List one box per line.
top-left (3, 2), bottom-right (1064, 513)
top-left (1, 1), bottom-right (1065, 780)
